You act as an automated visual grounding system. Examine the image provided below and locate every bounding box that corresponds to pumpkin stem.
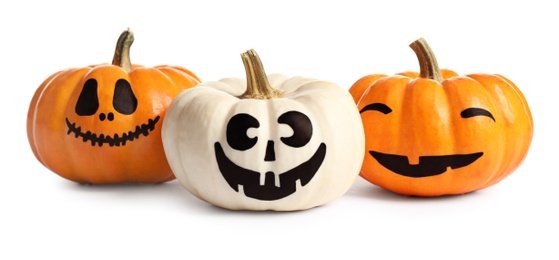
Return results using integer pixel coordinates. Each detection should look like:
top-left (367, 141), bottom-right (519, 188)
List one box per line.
top-left (239, 49), bottom-right (283, 99)
top-left (112, 28), bottom-right (134, 72)
top-left (409, 38), bottom-right (443, 83)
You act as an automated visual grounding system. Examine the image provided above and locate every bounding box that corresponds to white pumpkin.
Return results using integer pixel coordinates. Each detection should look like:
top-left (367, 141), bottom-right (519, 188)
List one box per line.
top-left (161, 49), bottom-right (364, 211)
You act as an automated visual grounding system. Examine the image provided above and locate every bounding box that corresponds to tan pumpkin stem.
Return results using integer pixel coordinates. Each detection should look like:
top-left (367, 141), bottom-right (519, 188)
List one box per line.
top-left (409, 38), bottom-right (443, 83)
top-left (112, 28), bottom-right (134, 72)
top-left (239, 49), bottom-right (283, 99)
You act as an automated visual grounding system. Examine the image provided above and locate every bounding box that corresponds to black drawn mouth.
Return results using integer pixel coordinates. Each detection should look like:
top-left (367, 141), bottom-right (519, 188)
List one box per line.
top-left (369, 150), bottom-right (483, 178)
top-left (65, 116), bottom-right (160, 147)
top-left (214, 142), bottom-right (327, 201)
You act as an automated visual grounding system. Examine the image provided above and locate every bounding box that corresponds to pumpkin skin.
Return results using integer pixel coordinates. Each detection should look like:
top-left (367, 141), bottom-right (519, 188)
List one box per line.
top-left (349, 38), bottom-right (533, 197)
top-left (162, 49), bottom-right (364, 211)
top-left (27, 29), bottom-right (201, 184)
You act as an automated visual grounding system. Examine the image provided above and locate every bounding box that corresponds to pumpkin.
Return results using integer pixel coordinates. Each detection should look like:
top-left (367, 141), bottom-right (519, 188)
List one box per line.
top-left (349, 38), bottom-right (533, 197)
top-left (27, 28), bottom-right (201, 184)
top-left (161, 49), bottom-right (364, 211)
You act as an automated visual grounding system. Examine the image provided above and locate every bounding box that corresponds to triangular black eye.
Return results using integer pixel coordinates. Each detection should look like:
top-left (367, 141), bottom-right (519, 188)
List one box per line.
top-left (113, 79), bottom-right (137, 115)
top-left (75, 78), bottom-right (99, 116)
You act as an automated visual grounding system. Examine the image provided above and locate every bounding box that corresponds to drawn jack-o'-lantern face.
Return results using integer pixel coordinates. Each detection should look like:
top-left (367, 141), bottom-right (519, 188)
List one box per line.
top-left (361, 103), bottom-right (493, 178)
top-left (66, 70), bottom-right (159, 147)
top-left (215, 111), bottom-right (326, 201)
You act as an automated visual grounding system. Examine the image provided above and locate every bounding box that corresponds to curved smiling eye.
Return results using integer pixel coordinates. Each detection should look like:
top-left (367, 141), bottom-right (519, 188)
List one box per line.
top-left (461, 107), bottom-right (495, 122)
top-left (278, 111), bottom-right (313, 148)
top-left (359, 103), bottom-right (392, 114)
top-left (227, 113), bottom-right (260, 151)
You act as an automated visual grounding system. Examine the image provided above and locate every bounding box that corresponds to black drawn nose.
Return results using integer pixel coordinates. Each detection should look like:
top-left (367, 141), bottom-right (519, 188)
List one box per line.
top-left (264, 140), bottom-right (275, 161)
top-left (99, 112), bottom-right (114, 121)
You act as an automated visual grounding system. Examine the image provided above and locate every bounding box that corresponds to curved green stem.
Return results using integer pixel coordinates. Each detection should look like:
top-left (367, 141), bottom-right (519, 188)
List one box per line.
top-left (409, 37), bottom-right (443, 83)
top-left (239, 49), bottom-right (283, 99)
top-left (112, 28), bottom-right (134, 72)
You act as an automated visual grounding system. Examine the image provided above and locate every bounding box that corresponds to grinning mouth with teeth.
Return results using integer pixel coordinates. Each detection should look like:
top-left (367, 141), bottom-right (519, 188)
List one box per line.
top-left (214, 142), bottom-right (327, 201)
top-left (369, 150), bottom-right (483, 178)
top-left (65, 116), bottom-right (160, 147)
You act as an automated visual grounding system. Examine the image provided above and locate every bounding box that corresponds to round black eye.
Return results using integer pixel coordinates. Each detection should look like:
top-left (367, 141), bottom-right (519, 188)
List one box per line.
top-left (75, 78), bottom-right (99, 116)
top-left (227, 113), bottom-right (260, 151)
top-left (113, 79), bottom-right (137, 115)
top-left (278, 111), bottom-right (312, 148)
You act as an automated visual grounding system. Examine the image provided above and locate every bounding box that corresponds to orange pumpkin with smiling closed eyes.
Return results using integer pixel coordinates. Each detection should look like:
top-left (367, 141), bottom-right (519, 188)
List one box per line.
top-left (350, 38), bottom-right (533, 196)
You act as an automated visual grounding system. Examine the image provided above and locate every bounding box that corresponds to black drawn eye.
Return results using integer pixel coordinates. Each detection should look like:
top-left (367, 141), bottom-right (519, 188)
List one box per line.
top-left (461, 108), bottom-right (495, 122)
top-left (227, 113), bottom-right (260, 151)
top-left (278, 111), bottom-right (313, 148)
top-left (360, 103), bottom-right (392, 114)
top-left (113, 79), bottom-right (137, 115)
top-left (75, 78), bottom-right (99, 116)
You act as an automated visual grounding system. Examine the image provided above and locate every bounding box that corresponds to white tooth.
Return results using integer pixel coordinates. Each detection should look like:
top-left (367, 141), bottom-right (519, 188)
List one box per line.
top-left (295, 179), bottom-right (303, 190)
top-left (408, 156), bottom-right (420, 165)
top-left (259, 172), bottom-right (281, 187)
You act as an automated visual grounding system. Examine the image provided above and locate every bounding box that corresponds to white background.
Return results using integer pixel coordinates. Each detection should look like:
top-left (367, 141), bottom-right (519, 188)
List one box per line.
top-left (2, 0), bottom-right (557, 259)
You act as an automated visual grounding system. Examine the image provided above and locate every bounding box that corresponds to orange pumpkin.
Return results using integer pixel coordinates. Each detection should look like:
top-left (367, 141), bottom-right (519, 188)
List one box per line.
top-left (349, 38), bottom-right (533, 196)
top-left (27, 28), bottom-right (201, 184)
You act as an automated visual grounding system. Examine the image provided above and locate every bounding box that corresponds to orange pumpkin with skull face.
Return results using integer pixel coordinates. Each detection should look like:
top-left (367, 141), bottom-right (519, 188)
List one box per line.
top-left (349, 38), bottom-right (533, 196)
top-left (27, 29), bottom-right (201, 184)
